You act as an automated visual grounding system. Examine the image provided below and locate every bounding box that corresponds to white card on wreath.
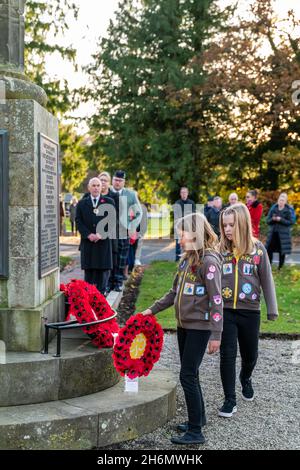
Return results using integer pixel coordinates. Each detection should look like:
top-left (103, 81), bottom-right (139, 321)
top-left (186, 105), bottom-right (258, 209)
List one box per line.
top-left (125, 375), bottom-right (139, 393)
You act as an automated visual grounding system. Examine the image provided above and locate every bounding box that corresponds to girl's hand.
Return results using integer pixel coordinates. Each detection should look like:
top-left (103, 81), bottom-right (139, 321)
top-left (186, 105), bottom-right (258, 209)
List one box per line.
top-left (208, 340), bottom-right (221, 354)
top-left (141, 308), bottom-right (153, 316)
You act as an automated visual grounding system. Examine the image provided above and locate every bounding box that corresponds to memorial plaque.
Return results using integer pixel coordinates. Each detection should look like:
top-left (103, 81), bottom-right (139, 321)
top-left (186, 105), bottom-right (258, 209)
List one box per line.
top-left (38, 133), bottom-right (59, 278)
top-left (0, 130), bottom-right (8, 279)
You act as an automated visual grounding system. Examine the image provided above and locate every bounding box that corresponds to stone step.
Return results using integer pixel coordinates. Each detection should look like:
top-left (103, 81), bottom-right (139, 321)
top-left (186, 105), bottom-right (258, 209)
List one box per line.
top-left (0, 369), bottom-right (176, 450)
top-left (0, 329), bottom-right (120, 407)
top-left (0, 289), bottom-right (124, 407)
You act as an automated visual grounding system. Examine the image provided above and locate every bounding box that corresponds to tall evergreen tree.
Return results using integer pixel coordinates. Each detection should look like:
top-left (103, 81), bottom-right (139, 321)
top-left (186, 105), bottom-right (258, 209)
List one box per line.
top-left (85, 0), bottom-right (232, 201)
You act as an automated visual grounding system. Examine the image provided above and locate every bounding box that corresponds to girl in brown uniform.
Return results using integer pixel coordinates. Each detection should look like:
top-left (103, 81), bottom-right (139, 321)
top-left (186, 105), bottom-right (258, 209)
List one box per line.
top-left (219, 203), bottom-right (278, 418)
top-left (142, 212), bottom-right (223, 445)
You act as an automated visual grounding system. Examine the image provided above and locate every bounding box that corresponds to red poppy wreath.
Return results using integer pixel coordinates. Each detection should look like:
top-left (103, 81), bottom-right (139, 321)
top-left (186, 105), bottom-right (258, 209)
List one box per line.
top-left (60, 279), bottom-right (119, 348)
top-left (112, 313), bottom-right (164, 379)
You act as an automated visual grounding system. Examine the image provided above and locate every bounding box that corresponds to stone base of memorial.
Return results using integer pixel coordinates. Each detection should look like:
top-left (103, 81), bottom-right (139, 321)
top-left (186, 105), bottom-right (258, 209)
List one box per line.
top-left (0, 99), bottom-right (64, 351)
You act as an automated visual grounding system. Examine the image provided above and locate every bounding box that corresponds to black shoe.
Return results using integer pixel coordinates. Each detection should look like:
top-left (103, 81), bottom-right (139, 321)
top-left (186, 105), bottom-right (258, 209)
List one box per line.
top-left (240, 374), bottom-right (254, 401)
top-left (176, 419), bottom-right (206, 432)
top-left (114, 284), bottom-right (123, 292)
top-left (170, 431), bottom-right (205, 445)
top-left (176, 421), bottom-right (188, 432)
top-left (218, 399), bottom-right (237, 418)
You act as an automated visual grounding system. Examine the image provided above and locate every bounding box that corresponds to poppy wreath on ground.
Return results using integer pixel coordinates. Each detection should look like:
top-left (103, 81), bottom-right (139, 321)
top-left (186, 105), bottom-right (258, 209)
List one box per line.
top-left (60, 279), bottom-right (119, 348)
top-left (112, 313), bottom-right (164, 379)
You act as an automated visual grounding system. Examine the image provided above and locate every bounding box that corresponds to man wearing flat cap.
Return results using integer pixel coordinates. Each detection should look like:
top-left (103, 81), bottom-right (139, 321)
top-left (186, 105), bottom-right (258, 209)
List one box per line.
top-left (109, 170), bottom-right (142, 291)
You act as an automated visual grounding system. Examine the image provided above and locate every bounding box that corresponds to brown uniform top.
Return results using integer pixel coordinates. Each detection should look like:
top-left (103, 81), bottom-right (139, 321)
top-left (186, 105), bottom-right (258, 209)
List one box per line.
top-left (221, 241), bottom-right (278, 318)
top-left (149, 251), bottom-right (223, 341)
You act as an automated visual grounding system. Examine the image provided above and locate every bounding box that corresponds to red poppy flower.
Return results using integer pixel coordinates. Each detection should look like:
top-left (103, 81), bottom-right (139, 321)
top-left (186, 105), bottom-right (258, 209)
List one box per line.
top-left (61, 279), bottom-right (120, 349)
top-left (112, 313), bottom-right (164, 379)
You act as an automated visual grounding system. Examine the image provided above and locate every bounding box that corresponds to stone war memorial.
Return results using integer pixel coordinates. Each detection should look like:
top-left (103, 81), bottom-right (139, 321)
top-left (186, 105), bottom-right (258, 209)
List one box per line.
top-left (0, 0), bottom-right (176, 450)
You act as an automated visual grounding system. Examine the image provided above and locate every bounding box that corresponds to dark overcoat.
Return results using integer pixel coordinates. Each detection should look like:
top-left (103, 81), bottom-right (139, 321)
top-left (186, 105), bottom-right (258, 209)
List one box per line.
top-left (265, 204), bottom-right (293, 255)
top-left (76, 195), bottom-right (115, 270)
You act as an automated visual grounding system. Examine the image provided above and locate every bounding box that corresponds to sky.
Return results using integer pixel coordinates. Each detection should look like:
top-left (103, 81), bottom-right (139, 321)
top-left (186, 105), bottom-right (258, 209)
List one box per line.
top-left (43, 0), bottom-right (300, 126)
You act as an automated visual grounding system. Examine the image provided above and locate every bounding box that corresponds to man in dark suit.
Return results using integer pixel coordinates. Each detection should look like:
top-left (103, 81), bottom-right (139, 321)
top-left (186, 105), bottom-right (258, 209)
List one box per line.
top-left (173, 187), bottom-right (196, 261)
top-left (76, 177), bottom-right (116, 294)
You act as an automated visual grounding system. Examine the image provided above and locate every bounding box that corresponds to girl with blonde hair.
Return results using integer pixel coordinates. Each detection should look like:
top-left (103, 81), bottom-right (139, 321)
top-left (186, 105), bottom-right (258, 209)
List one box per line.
top-left (142, 212), bottom-right (223, 445)
top-left (218, 203), bottom-right (278, 418)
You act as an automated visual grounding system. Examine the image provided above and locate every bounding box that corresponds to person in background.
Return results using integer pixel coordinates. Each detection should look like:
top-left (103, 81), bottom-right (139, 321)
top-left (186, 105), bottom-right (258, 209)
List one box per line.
top-left (206, 196), bottom-right (223, 238)
top-left (204, 196), bottom-right (214, 218)
top-left (174, 187), bottom-right (196, 261)
top-left (59, 196), bottom-right (65, 236)
top-left (109, 170), bottom-right (142, 291)
top-left (246, 190), bottom-right (263, 238)
top-left (269, 193), bottom-right (297, 225)
top-left (265, 193), bottom-right (293, 270)
top-left (229, 193), bottom-right (239, 206)
top-left (69, 196), bottom-right (78, 236)
top-left (75, 177), bottom-right (115, 294)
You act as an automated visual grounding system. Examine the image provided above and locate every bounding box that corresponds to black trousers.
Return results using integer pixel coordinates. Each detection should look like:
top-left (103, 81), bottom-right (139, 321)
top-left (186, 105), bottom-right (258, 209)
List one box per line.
top-left (177, 327), bottom-right (211, 432)
top-left (70, 220), bottom-right (77, 235)
top-left (267, 232), bottom-right (286, 268)
top-left (220, 308), bottom-right (260, 403)
top-left (84, 269), bottom-right (110, 294)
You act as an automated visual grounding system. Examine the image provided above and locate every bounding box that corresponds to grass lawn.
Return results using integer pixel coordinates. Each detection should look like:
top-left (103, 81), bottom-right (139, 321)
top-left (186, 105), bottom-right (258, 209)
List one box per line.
top-left (60, 255), bottom-right (72, 272)
top-left (135, 261), bottom-right (300, 334)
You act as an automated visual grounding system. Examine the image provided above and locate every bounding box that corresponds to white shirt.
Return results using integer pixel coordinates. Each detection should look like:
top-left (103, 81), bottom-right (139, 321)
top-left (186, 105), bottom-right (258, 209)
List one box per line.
top-left (90, 195), bottom-right (100, 207)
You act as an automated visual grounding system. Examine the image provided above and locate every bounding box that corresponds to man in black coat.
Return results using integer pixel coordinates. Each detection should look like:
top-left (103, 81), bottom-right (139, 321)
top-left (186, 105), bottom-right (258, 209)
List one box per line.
top-left (173, 187), bottom-right (196, 261)
top-left (76, 177), bottom-right (116, 294)
top-left (206, 196), bottom-right (223, 238)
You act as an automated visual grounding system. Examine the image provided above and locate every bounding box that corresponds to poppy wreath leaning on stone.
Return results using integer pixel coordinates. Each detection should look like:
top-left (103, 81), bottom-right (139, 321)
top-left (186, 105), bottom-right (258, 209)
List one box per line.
top-left (112, 313), bottom-right (164, 379)
top-left (60, 279), bottom-right (119, 348)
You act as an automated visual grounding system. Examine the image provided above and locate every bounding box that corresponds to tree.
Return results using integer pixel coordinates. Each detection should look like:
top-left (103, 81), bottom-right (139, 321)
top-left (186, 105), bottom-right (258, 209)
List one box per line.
top-left (60, 124), bottom-right (89, 193)
top-left (179, 0), bottom-right (300, 192)
top-left (25, 0), bottom-right (79, 117)
top-left (25, 1), bottom-right (89, 192)
top-left (85, 0), bottom-right (233, 201)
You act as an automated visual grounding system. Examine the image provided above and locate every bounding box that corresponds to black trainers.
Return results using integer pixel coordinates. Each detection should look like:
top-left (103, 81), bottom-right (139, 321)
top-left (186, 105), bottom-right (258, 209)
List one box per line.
top-left (114, 284), bottom-right (123, 292)
top-left (240, 374), bottom-right (254, 401)
top-left (218, 399), bottom-right (237, 418)
top-left (176, 421), bottom-right (188, 432)
top-left (170, 431), bottom-right (205, 445)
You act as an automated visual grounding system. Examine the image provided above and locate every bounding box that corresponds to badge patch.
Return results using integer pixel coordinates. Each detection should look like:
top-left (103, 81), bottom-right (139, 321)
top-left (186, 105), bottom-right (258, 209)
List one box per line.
top-left (179, 260), bottom-right (186, 269)
top-left (252, 293), bottom-right (258, 300)
top-left (243, 263), bottom-right (254, 275)
top-left (223, 263), bottom-right (233, 275)
top-left (209, 265), bottom-right (216, 273)
top-left (253, 255), bottom-right (260, 265)
top-left (257, 249), bottom-right (263, 256)
top-left (213, 295), bottom-right (222, 305)
top-left (183, 283), bottom-right (194, 295)
top-left (204, 312), bottom-right (210, 321)
top-left (207, 272), bottom-right (214, 280)
top-left (213, 313), bottom-right (222, 322)
top-left (222, 287), bottom-right (233, 299)
top-left (195, 286), bottom-right (205, 296)
top-left (242, 283), bottom-right (252, 295)
top-left (239, 292), bottom-right (246, 300)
